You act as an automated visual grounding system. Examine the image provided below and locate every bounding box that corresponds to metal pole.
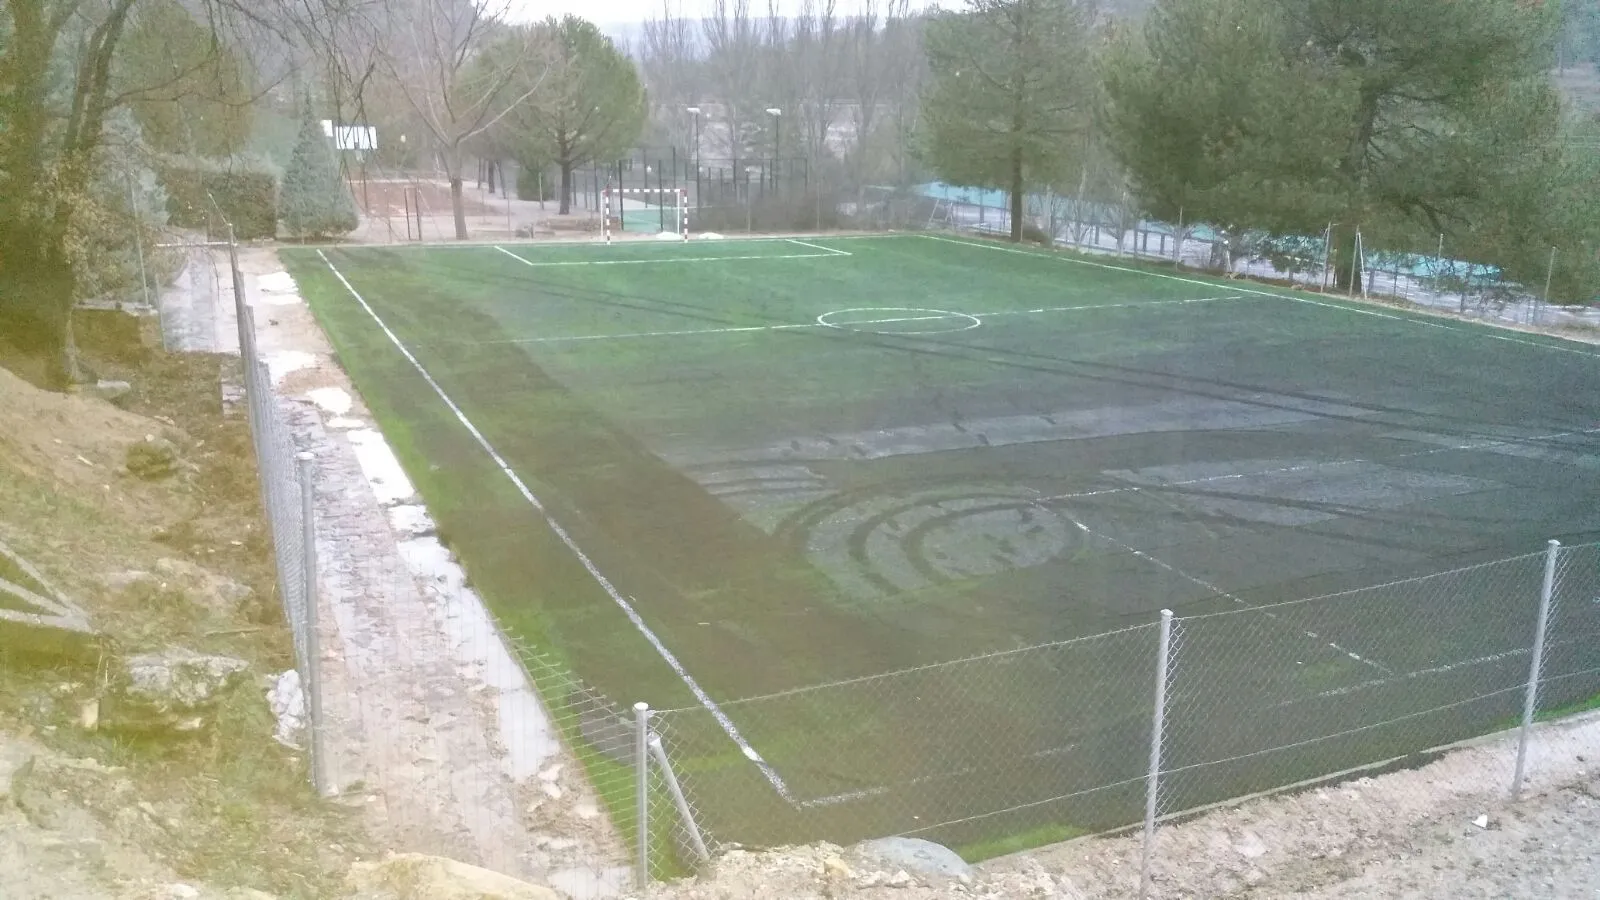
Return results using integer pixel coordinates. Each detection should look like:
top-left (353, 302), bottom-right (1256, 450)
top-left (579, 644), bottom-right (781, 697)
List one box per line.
top-left (1513, 540), bottom-right (1560, 798)
top-left (297, 452), bottom-right (329, 797)
top-left (1140, 609), bottom-right (1175, 900)
top-left (634, 702), bottom-right (651, 888)
top-left (1349, 229), bottom-right (1360, 298)
top-left (1537, 246), bottom-right (1555, 326)
top-left (648, 735), bottom-right (711, 863)
top-left (1173, 207), bottom-right (1184, 264)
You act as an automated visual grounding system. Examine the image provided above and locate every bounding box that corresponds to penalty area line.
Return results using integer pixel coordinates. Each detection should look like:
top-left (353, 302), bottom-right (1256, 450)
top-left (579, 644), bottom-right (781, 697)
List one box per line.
top-left (314, 249), bottom-right (797, 802)
top-left (494, 245), bottom-right (841, 267)
top-left (785, 238), bottom-right (853, 256)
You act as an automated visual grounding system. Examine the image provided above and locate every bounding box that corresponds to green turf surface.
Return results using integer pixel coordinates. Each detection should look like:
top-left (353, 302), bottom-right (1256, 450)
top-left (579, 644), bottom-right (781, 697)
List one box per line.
top-left (282, 233), bottom-right (1600, 856)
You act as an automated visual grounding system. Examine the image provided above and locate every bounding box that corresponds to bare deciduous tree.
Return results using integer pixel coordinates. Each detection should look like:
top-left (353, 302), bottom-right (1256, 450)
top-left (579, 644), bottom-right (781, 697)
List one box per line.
top-left (373, 0), bottom-right (548, 239)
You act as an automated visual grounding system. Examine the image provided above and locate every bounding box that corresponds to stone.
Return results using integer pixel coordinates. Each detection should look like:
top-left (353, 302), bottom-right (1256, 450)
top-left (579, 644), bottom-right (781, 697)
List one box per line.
top-left (887, 870), bottom-right (915, 888)
top-left (822, 855), bottom-right (853, 879)
top-left (104, 649), bottom-right (248, 734)
top-left (267, 670), bottom-right (306, 749)
top-left (546, 866), bottom-right (631, 898)
top-left (89, 380), bottom-right (133, 407)
top-left (163, 885), bottom-right (201, 899)
top-left (0, 736), bottom-right (37, 804)
top-left (853, 836), bottom-right (973, 880)
top-left (126, 436), bottom-right (180, 480)
top-left (345, 853), bottom-right (564, 899)
top-left (1234, 829), bottom-right (1269, 859)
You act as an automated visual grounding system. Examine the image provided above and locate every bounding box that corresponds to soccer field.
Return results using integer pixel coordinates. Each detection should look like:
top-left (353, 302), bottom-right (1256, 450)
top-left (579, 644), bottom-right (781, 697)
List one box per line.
top-left (283, 234), bottom-right (1600, 855)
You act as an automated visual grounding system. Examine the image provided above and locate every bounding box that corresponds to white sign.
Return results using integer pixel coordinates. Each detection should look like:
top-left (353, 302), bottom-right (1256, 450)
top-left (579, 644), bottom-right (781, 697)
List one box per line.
top-left (319, 120), bottom-right (378, 151)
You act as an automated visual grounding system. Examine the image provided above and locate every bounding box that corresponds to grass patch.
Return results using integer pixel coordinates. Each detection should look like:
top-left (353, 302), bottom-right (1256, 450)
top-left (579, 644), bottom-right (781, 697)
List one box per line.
top-left (955, 821), bottom-right (1091, 863)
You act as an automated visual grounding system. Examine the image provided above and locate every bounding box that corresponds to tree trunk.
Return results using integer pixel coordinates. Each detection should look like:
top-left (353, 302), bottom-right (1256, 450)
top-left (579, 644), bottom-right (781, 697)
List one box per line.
top-left (487, 161), bottom-right (497, 195)
top-left (450, 177), bottom-right (468, 240)
top-left (1332, 227), bottom-right (1364, 294)
top-left (1008, 145), bottom-right (1024, 243)
top-left (0, 241), bottom-right (75, 389)
top-left (559, 163), bottom-right (573, 215)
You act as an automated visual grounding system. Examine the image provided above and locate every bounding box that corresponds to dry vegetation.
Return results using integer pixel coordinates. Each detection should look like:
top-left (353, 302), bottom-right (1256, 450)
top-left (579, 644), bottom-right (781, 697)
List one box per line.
top-left (0, 336), bottom-right (370, 899)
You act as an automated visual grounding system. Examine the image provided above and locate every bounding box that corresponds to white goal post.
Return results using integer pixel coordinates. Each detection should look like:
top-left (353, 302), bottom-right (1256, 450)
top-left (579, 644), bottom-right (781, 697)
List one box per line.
top-left (603, 186), bottom-right (689, 243)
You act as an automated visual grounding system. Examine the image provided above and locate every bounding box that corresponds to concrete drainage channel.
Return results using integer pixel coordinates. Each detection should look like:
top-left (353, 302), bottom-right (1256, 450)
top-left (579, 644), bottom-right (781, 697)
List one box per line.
top-left (159, 244), bottom-right (632, 897)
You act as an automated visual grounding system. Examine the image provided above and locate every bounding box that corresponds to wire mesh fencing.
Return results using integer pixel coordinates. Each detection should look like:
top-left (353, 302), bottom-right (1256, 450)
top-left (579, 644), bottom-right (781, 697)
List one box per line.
top-left (641, 540), bottom-right (1600, 895)
top-left (227, 232), bottom-right (328, 800)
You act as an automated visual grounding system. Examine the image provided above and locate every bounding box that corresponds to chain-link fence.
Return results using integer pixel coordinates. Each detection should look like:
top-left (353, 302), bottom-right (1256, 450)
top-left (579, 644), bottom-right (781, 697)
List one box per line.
top-left (639, 540), bottom-right (1600, 893)
top-left (227, 230), bottom-right (329, 797)
top-left (920, 187), bottom-right (1600, 334)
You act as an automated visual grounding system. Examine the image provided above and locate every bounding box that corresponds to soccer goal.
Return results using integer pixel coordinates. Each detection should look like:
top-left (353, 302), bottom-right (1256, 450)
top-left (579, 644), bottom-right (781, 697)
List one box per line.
top-left (602, 186), bottom-right (689, 243)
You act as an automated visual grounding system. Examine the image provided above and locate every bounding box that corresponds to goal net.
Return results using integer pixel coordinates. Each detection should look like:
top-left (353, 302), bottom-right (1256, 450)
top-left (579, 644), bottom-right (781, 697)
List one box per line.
top-left (603, 187), bottom-right (689, 243)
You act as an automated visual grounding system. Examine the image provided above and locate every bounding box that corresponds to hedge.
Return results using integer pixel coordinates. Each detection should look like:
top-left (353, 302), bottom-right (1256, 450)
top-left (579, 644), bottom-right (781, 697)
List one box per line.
top-left (158, 156), bottom-right (280, 239)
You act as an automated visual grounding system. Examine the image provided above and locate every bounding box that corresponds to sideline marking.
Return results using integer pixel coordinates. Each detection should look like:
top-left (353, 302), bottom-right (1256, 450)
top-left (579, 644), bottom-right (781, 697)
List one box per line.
top-left (919, 234), bottom-right (1600, 359)
top-left (315, 249), bottom-right (796, 800)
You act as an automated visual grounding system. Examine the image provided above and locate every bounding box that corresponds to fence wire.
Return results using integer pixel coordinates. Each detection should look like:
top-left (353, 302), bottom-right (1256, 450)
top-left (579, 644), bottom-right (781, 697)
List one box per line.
top-left (229, 234), bottom-right (322, 796)
top-left (640, 541), bottom-right (1600, 893)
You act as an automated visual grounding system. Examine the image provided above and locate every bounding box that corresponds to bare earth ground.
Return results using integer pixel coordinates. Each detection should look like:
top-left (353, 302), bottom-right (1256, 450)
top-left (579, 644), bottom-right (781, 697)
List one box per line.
top-left (342, 176), bottom-right (600, 244)
top-left (622, 715), bottom-right (1600, 899)
top-left (0, 352), bottom-right (370, 899)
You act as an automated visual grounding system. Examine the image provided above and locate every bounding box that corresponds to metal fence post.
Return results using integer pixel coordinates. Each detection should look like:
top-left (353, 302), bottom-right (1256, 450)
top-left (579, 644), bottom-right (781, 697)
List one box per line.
top-left (1141, 609), bottom-right (1174, 900)
top-left (297, 451), bottom-right (329, 797)
top-left (1513, 539), bottom-right (1560, 798)
top-left (634, 701), bottom-right (651, 890)
top-left (648, 734), bottom-right (711, 864)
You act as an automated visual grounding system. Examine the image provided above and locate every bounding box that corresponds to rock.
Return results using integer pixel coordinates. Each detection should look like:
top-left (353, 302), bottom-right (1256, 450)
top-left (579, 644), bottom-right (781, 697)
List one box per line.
top-left (0, 739), bottom-right (36, 805)
top-left (89, 379), bottom-right (133, 407)
top-left (1234, 829), bottom-right (1269, 859)
top-left (887, 869), bottom-right (915, 888)
top-left (104, 649), bottom-right (248, 734)
top-left (162, 884), bottom-right (201, 899)
top-left (1472, 814), bottom-right (1490, 829)
top-left (267, 670), bottom-right (306, 749)
top-left (345, 853), bottom-right (564, 899)
top-left (822, 855), bottom-right (853, 880)
top-left (853, 837), bottom-right (973, 880)
top-left (547, 866), bottom-right (631, 898)
top-left (126, 436), bottom-right (180, 480)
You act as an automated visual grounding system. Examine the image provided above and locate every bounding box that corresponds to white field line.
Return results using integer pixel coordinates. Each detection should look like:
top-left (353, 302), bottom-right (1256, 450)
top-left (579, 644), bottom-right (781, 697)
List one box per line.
top-left (919, 233), bottom-right (1600, 359)
top-left (785, 238), bottom-right (852, 256)
top-left (1044, 499), bottom-right (1392, 674)
top-left (314, 250), bottom-right (797, 802)
top-left (434, 296), bottom-right (1248, 347)
top-left (495, 244), bottom-right (839, 267)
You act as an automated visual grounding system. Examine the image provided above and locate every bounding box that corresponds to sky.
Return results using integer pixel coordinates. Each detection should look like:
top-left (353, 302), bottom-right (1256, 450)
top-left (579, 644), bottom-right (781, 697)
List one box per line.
top-left (504, 0), bottom-right (939, 30)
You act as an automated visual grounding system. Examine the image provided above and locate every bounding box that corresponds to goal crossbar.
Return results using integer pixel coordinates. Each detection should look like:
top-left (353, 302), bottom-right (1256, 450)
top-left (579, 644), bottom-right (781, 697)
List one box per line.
top-left (603, 186), bottom-right (689, 243)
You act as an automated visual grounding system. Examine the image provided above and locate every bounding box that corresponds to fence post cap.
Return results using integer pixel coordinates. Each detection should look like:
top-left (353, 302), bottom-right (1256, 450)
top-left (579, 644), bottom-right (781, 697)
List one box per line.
top-left (634, 701), bottom-right (650, 712)
top-left (296, 451), bottom-right (314, 462)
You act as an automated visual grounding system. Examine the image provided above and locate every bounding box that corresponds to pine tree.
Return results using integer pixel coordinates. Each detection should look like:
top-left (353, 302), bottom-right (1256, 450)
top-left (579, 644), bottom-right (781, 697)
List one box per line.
top-left (280, 102), bottom-right (359, 239)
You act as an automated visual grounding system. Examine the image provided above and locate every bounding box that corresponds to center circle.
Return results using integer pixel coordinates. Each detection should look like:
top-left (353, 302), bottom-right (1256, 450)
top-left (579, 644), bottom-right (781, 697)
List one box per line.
top-left (816, 307), bottom-right (982, 335)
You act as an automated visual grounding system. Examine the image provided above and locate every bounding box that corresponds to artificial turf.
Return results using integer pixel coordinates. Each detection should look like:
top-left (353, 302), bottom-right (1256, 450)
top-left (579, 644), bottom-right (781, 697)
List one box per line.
top-left (282, 233), bottom-right (1600, 855)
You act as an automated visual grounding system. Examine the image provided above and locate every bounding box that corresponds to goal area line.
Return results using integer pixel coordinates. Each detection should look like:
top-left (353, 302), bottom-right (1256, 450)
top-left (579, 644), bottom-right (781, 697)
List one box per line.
top-left (493, 239), bottom-right (851, 268)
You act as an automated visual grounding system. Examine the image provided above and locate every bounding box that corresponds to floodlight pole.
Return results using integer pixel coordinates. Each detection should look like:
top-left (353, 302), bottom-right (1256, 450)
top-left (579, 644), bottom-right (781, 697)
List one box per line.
top-left (687, 106), bottom-right (703, 212)
top-left (766, 107), bottom-right (782, 195)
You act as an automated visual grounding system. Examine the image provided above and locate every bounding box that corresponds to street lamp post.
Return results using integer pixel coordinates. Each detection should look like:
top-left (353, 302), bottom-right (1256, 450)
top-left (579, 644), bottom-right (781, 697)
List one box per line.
top-left (765, 107), bottom-right (782, 196)
top-left (687, 106), bottom-right (702, 210)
